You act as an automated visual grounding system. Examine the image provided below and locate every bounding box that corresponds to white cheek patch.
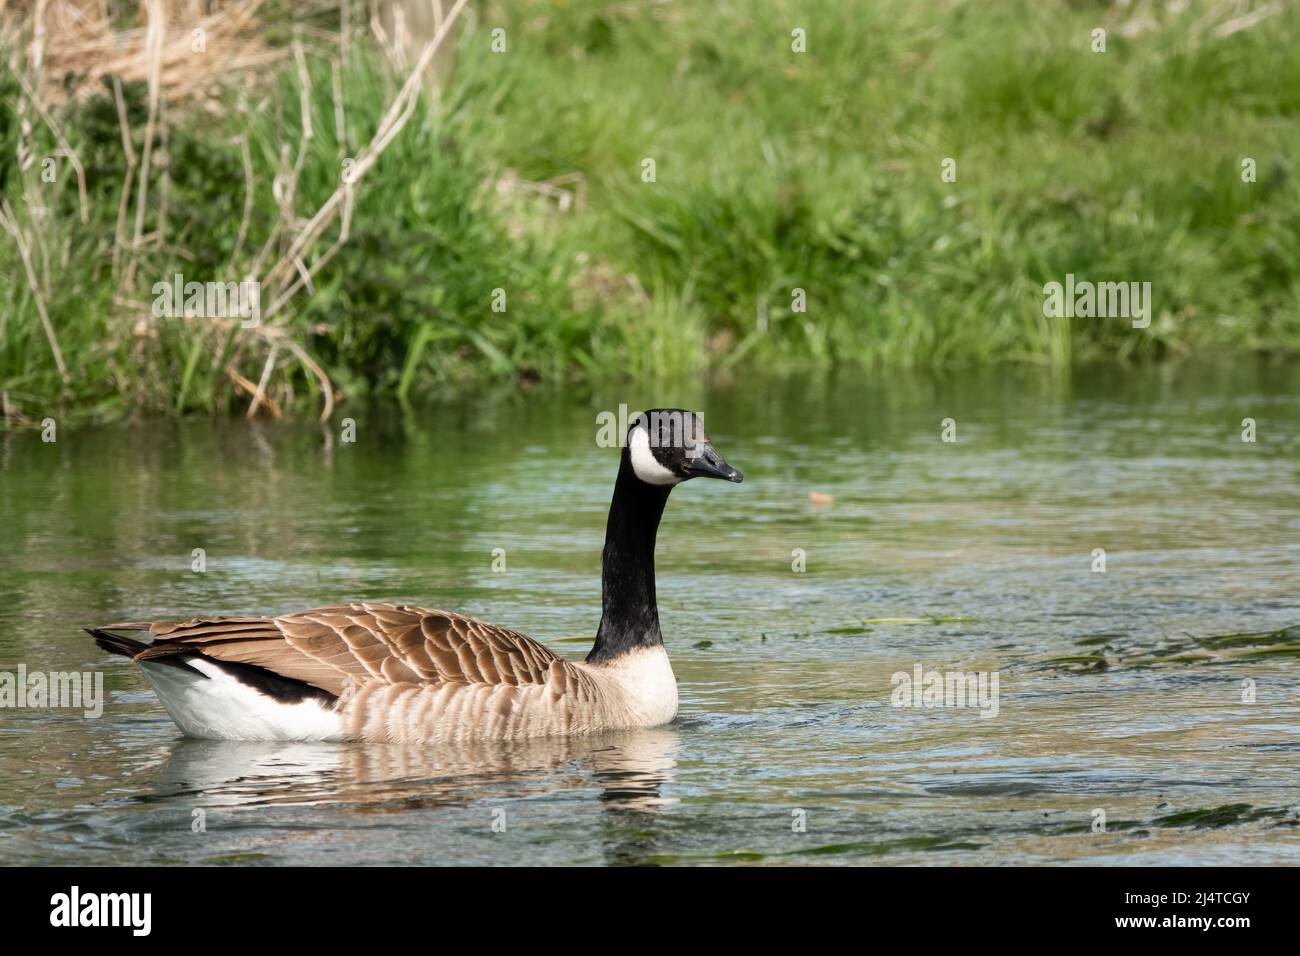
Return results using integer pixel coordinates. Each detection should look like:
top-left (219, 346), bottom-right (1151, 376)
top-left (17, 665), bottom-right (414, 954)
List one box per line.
top-left (628, 426), bottom-right (680, 485)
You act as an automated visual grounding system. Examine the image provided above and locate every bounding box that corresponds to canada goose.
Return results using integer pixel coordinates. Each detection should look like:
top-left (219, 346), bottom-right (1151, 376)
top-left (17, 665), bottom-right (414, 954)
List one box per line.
top-left (88, 409), bottom-right (742, 743)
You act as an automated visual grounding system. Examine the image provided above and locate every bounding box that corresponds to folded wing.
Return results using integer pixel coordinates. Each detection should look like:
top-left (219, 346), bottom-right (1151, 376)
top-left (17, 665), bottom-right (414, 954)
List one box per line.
top-left (126, 603), bottom-right (563, 698)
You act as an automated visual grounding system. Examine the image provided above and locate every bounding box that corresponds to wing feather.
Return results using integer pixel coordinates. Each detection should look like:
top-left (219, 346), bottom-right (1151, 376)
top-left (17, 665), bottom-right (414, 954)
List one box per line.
top-left (121, 603), bottom-right (570, 699)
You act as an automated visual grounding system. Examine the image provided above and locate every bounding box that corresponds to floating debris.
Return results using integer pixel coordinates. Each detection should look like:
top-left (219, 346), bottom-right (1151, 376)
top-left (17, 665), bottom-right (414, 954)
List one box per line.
top-left (859, 616), bottom-right (979, 625)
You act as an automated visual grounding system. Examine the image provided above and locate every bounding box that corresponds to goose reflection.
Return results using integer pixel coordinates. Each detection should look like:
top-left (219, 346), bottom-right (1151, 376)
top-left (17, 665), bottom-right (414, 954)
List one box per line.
top-left (151, 725), bottom-right (682, 816)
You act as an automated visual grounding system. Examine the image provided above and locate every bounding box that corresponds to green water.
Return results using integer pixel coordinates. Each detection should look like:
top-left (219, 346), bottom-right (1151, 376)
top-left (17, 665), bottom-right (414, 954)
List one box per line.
top-left (1, 362), bottom-right (1298, 865)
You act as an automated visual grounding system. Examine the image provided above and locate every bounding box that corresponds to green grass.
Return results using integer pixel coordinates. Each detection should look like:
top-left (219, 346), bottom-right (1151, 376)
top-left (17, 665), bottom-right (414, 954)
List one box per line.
top-left (3, 0), bottom-right (1300, 421)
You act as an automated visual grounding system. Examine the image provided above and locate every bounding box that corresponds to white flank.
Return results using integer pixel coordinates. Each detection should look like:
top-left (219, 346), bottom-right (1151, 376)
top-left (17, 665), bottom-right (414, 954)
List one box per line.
top-left (138, 659), bottom-right (343, 742)
top-left (628, 427), bottom-right (680, 485)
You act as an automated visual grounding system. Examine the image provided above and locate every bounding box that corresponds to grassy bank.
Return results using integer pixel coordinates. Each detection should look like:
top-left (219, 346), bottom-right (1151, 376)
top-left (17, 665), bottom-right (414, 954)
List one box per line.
top-left (3, 0), bottom-right (1300, 421)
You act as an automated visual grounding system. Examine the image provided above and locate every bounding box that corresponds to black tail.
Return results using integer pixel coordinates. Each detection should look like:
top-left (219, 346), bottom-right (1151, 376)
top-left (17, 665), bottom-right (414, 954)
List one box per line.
top-left (87, 627), bottom-right (149, 658)
top-left (85, 627), bottom-right (206, 676)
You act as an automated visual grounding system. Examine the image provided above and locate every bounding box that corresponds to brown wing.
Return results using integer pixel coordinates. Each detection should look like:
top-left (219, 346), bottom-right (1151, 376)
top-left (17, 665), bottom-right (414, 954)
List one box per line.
top-left (131, 603), bottom-right (563, 697)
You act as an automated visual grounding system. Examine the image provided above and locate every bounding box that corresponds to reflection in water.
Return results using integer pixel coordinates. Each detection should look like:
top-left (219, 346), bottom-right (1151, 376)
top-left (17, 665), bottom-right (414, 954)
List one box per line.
top-left (151, 726), bottom-right (681, 817)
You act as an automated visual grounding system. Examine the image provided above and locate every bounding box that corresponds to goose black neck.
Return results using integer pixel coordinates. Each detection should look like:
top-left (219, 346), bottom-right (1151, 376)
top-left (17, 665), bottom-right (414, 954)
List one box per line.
top-left (587, 454), bottom-right (672, 664)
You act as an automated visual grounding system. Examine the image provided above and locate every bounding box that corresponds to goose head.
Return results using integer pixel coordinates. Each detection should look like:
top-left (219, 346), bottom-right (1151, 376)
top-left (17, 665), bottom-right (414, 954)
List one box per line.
top-left (626, 408), bottom-right (743, 486)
